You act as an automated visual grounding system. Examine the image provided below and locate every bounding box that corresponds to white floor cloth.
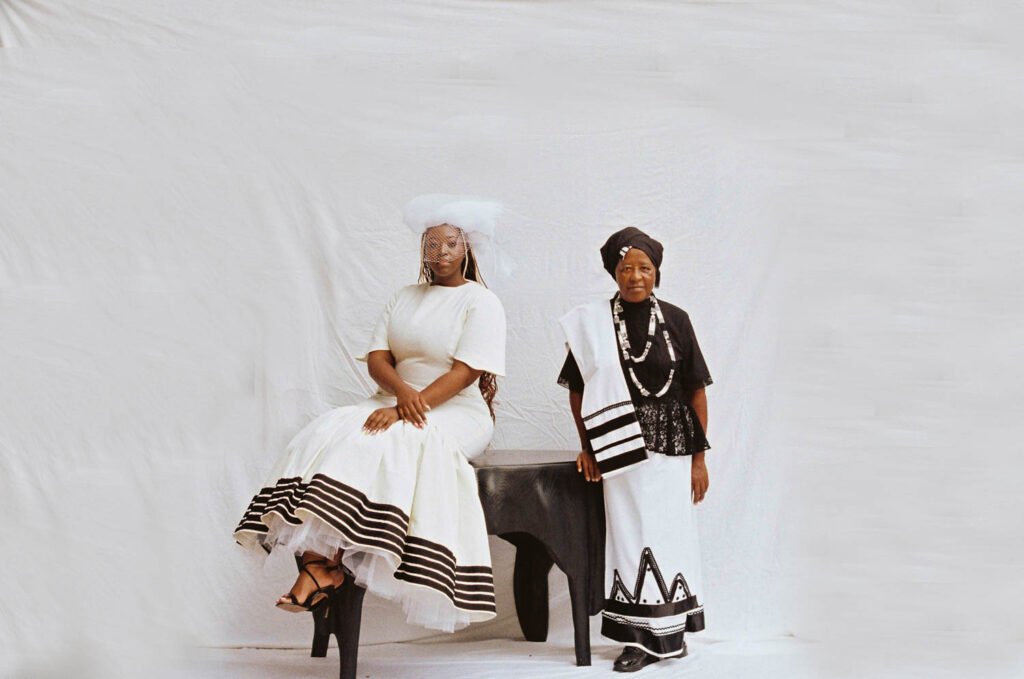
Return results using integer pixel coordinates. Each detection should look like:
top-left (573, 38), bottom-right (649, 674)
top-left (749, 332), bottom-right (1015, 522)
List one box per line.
top-left (174, 637), bottom-right (811, 679)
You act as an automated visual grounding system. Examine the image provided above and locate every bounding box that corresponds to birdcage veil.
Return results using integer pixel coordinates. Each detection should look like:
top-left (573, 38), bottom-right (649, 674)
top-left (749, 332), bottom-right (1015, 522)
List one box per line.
top-left (403, 194), bottom-right (506, 283)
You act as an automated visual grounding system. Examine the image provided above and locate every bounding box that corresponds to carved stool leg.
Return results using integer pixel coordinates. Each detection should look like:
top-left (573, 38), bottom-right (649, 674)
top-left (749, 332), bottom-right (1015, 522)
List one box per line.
top-left (566, 574), bottom-right (592, 666)
top-left (501, 532), bottom-right (555, 642)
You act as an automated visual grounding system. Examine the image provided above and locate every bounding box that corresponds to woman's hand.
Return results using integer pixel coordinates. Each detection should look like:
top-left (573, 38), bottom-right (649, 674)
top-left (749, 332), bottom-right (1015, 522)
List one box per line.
top-left (395, 386), bottom-right (430, 429)
top-left (363, 407), bottom-right (400, 435)
top-left (576, 451), bottom-right (602, 483)
top-left (691, 454), bottom-right (709, 504)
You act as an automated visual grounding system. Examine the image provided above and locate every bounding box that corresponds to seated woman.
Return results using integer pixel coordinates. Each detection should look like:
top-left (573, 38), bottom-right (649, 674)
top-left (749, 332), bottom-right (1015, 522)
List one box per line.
top-left (559, 227), bottom-right (712, 671)
top-left (233, 195), bottom-right (507, 632)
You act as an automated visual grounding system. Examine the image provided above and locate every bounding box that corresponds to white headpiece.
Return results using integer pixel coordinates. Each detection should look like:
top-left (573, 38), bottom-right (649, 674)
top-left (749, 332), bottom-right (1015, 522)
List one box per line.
top-left (403, 194), bottom-right (510, 277)
top-left (403, 194), bottom-right (502, 238)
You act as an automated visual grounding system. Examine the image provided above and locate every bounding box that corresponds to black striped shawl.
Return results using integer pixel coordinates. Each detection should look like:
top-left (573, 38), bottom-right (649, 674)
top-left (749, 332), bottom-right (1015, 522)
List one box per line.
top-left (559, 300), bottom-right (650, 478)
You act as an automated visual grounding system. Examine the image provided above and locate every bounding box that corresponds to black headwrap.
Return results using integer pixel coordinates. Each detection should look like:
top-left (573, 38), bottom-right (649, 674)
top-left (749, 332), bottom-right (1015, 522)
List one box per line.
top-left (599, 227), bottom-right (664, 286)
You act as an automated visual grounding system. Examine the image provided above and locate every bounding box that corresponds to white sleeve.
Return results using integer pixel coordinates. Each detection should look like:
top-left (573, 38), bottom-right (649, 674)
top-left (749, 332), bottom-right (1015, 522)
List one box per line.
top-left (453, 290), bottom-right (507, 376)
top-left (357, 289), bottom-right (402, 362)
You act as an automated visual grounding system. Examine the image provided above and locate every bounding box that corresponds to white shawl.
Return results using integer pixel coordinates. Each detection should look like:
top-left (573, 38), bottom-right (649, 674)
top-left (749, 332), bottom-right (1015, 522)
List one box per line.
top-left (559, 301), bottom-right (650, 478)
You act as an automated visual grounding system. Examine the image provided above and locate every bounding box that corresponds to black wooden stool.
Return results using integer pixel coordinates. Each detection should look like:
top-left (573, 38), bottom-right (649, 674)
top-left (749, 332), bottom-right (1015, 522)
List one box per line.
top-left (305, 450), bottom-right (605, 678)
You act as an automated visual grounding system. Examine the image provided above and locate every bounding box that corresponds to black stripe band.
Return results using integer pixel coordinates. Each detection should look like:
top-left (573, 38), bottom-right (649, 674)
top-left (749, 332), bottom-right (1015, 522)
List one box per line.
top-left (312, 474), bottom-right (410, 524)
top-left (296, 504), bottom-right (405, 558)
top-left (238, 478), bottom-right (411, 545)
top-left (600, 618), bottom-right (687, 656)
top-left (397, 554), bottom-right (496, 591)
top-left (297, 496), bottom-right (408, 551)
top-left (256, 489), bottom-right (410, 546)
top-left (597, 447), bottom-right (648, 475)
top-left (394, 564), bottom-right (496, 601)
top-left (593, 432), bottom-right (645, 454)
top-left (393, 571), bottom-right (497, 612)
top-left (604, 596), bottom-right (699, 618)
top-left (587, 413), bottom-right (638, 440)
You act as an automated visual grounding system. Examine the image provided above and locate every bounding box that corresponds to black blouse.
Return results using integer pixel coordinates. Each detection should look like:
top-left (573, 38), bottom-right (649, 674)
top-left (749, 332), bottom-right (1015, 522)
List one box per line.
top-left (558, 296), bottom-right (712, 457)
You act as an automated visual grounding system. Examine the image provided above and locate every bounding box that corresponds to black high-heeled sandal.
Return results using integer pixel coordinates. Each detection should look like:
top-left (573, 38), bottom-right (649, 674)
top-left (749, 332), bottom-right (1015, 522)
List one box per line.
top-left (275, 558), bottom-right (341, 613)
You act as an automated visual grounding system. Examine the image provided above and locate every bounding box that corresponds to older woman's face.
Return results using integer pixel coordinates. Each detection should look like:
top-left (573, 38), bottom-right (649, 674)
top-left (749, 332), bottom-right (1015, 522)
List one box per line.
top-left (423, 224), bottom-right (467, 279)
top-left (615, 248), bottom-right (656, 303)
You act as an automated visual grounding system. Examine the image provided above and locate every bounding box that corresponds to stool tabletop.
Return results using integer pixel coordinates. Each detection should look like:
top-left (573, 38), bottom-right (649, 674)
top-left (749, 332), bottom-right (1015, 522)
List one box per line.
top-left (473, 449), bottom-right (578, 468)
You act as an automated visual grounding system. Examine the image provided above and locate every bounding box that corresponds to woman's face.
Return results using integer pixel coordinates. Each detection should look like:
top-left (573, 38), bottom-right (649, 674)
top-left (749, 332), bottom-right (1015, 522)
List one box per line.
top-left (423, 224), bottom-right (467, 280)
top-left (615, 248), bottom-right (656, 303)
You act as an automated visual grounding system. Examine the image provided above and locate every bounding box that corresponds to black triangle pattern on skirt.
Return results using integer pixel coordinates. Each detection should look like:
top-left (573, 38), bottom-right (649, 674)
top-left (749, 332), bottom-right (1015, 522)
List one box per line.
top-left (609, 546), bottom-right (692, 606)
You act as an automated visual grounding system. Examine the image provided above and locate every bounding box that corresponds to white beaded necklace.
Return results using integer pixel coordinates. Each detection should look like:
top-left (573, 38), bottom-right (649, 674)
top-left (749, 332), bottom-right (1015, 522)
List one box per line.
top-left (613, 292), bottom-right (676, 398)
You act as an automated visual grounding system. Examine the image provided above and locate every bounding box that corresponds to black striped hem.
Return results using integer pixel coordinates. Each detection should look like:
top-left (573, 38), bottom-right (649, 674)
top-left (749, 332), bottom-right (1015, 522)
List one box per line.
top-left (604, 595), bottom-right (700, 618)
top-left (237, 480), bottom-right (410, 556)
top-left (233, 475), bottom-right (496, 615)
top-left (394, 571), bottom-right (497, 613)
top-left (254, 485), bottom-right (409, 546)
top-left (601, 611), bottom-right (704, 656)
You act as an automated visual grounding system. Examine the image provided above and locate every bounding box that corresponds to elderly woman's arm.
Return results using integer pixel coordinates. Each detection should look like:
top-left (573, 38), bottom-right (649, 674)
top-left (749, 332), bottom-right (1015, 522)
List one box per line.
top-left (690, 387), bottom-right (709, 504)
top-left (571, 391), bottom-right (602, 482)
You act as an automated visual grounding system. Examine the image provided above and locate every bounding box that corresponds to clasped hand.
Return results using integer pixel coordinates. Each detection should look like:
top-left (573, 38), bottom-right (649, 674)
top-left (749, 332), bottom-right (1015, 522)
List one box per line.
top-left (362, 386), bottom-right (430, 435)
top-left (395, 386), bottom-right (429, 428)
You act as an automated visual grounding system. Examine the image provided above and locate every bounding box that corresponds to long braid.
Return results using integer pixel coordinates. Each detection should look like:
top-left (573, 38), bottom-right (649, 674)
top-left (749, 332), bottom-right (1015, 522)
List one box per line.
top-left (462, 243), bottom-right (497, 419)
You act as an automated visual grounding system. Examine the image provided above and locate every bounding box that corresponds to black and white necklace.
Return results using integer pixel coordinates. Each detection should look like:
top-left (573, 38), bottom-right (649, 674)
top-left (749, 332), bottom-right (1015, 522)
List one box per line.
top-left (613, 292), bottom-right (676, 398)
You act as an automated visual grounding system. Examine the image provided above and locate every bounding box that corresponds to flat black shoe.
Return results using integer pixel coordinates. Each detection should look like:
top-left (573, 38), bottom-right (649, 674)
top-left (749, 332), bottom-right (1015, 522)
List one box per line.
top-left (613, 646), bottom-right (661, 673)
top-left (613, 642), bottom-right (688, 672)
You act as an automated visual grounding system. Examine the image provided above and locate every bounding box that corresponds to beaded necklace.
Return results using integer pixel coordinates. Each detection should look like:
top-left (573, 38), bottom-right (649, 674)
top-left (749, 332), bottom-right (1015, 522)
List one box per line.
top-left (612, 292), bottom-right (676, 398)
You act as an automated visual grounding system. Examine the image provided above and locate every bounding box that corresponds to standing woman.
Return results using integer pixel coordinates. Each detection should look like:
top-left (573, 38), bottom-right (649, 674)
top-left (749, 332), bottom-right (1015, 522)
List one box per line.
top-left (558, 227), bottom-right (712, 671)
top-left (233, 195), bottom-right (506, 633)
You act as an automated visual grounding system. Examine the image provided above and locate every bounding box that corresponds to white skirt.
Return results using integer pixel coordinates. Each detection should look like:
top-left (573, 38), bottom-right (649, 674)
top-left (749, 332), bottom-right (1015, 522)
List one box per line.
top-left (601, 453), bottom-right (705, 657)
top-left (233, 392), bottom-right (496, 632)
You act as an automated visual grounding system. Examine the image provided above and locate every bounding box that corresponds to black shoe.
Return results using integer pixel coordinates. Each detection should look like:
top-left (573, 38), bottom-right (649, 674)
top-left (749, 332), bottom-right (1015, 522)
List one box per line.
top-left (613, 646), bottom-right (660, 672)
top-left (612, 642), bottom-right (688, 673)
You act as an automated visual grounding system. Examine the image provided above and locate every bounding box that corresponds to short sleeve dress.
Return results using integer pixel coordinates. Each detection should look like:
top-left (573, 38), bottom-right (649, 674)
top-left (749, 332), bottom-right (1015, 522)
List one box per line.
top-left (233, 281), bottom-right (506, 632)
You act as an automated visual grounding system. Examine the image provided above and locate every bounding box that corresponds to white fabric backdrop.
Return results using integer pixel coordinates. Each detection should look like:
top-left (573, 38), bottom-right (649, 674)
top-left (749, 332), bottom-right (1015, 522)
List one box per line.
top-left (1, 2), bottom-right (1021, 678)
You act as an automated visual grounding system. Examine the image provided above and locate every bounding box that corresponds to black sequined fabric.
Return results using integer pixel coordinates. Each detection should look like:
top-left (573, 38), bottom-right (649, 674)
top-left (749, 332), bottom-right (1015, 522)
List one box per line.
top-left (634, 397), bottom-right (710, 456)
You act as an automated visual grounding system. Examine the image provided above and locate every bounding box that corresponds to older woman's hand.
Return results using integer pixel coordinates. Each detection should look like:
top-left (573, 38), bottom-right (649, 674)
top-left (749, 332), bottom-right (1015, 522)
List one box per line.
top-left (576, 451), bottom-right (602, 483)
top-left (691, 453), bottom-right (709, 504)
